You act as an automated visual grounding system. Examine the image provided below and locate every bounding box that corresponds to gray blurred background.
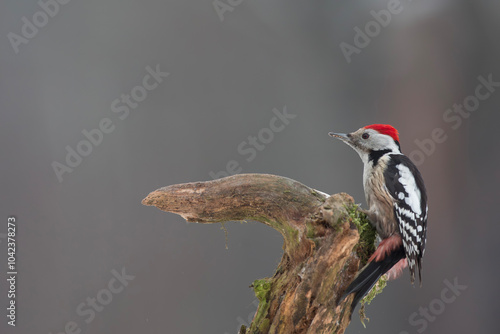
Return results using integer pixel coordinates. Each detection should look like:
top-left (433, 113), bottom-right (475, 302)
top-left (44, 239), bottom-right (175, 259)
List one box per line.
top-left (1, 0), bottom-right (499, 333)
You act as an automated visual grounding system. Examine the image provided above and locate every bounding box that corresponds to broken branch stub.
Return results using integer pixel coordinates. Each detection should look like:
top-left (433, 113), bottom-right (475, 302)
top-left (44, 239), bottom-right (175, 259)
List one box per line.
top-left (142, 173), bottom-right (328, 262)
top-left (142, 173), bottom-right (372, 333)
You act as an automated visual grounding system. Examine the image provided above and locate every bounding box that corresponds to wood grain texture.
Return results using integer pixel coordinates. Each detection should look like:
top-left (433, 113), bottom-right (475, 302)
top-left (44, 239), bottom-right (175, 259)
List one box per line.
top-left (142, 174), bottom-right (371, 334)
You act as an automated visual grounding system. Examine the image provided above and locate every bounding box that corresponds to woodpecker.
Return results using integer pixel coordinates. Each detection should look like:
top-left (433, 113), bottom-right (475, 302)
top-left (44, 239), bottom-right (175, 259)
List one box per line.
top-left (329, 124), bottom-right (428, 308)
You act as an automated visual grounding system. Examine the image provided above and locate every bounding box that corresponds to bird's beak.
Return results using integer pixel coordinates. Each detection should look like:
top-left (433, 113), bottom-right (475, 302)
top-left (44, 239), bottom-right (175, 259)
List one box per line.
top-left (328, 132), bottom-right (350, 143)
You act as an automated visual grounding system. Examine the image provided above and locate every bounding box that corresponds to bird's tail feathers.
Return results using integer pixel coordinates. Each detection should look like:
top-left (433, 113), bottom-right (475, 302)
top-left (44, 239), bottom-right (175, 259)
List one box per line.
top-left (341, 245), bottom-right (405, 308)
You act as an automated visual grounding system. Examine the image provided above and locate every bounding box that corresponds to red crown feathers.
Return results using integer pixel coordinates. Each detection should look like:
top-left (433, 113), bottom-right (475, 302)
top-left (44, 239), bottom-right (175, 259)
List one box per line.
top-left (364, 124), bottom-right (399, 142)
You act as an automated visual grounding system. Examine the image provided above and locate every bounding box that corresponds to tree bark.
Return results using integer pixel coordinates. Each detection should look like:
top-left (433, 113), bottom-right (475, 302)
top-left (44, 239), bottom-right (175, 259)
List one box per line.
top-left (142, 173), bottom-right (377, 334)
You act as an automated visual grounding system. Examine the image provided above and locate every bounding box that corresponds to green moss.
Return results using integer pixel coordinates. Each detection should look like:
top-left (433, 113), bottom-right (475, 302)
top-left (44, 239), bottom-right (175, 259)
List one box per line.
top-left (359, 275), bottom-right (388, 326)
top-left (249, 278), bottom-right (272, 333)
top-left (252, 278), bottom-right (272, 302)
top-left (259, 319), bottom-right (270, 332)
top-left (361, 274), bottom-right (387, 305)
top-left (345, 204), bottom-right (377, 266)
top-left (306, 222), bottom-right (316, 239)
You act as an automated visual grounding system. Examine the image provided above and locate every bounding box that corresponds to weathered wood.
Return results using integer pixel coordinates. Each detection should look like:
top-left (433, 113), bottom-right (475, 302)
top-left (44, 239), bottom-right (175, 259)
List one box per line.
top-left (142, 173), bottom-right (377, 334)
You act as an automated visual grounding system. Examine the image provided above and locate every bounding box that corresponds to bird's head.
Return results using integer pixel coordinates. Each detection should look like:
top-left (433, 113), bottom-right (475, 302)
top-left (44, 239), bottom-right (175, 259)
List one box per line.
top-left (329, 124), bottom-right (401, 161)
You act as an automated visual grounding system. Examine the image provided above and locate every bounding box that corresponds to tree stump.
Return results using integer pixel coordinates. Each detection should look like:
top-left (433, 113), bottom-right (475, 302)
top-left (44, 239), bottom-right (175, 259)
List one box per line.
top-left (142, 174), bottom-right (379, 334)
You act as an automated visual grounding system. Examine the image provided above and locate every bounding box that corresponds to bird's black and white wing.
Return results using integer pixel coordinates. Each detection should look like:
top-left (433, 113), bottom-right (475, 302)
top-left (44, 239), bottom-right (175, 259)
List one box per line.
top-left (384, 154), bottom-right (428, 284)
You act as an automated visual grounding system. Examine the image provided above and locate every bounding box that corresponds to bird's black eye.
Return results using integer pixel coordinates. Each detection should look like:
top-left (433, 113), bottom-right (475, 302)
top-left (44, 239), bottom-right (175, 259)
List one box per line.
top-left (362, 133), bottom-right (370, 139)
